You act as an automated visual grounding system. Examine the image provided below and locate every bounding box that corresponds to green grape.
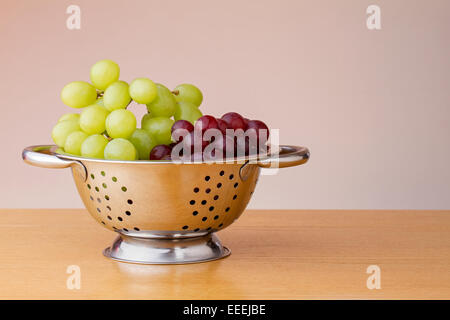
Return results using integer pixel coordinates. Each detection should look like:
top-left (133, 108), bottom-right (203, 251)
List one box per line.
top-left (173, 83), bottom-right (203, 107)
top-left (61, 81), bottom-right (97, 109)
top-left (104, 138), bottom-right (137, 161)
top-left (105, 109), bottom-right (136, 139)
top-left (95, 98), bottom-right (104, 106)
top-left (90, 59), bottom-right (120, 91)
top-left (129, 78), bottom-right (157, 104)
top-left (146, 83), bottom-right (177, 117)
top-left (103, 81), bottom-right (131, 111)
top-left (141, 113), bottom-right (155, 127)
top-left (174, 101), bottom-right (203, 125)
top-left (64, 131), bottom-right (88, 155)
top-left (79, 104), bottom-right (109, 135)
top-left (58, 113), bottom-right (80, 123)
top-left (51, 120), bottom-right (81, 147)
top-left (54, 148), bottom-right (67, 155)
top-left (142, 116), bottom-right (174, 145)
top-left (129, 129), bottom-right (157, 160)
top-left (81, 134), bottom-right (109, 159)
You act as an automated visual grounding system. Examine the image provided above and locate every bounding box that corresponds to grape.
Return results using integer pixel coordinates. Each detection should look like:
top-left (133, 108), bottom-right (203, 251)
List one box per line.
top-left (80, 134), bottom-right (109, 159)
top-left (173, 84), bottom-right (203, 107)
top-left (194, 115), bottom-right (218, 134)
top-left (216, 118), bottom-right (228, 135)
top-left (79, 104), bottom-right (109, 135)
top-left (221, 112), bottom-right (247, 131)
top-left (146, 83), bottom-right (177, 117)
top-left (129, 78), bottom-right (157, 104)
top-left (142, 116), bottom-right (174, 145)
top-left (204, 135), bottom-right (235, 160)
top-left (141, 113), bottom-right (155, 128)
top-left (129, 129), bottom-right (157, 160)
top-left (51, 120), bottom-right (81, 147)
top-left (95, 98), bottom-right (104, 106)
top-left (103, 81), bottom-right (131, 111)
top-left (149, 144), bottom-right (172, 160)
top-left (171, 120), bottom-right (194, 143)
top-left (61, 81), bottom-right (97, 108)
top-left (184, 131), bottom-right (209, 153)
top-left (64, 131), bottom-right (88, 155)
top-left (246, 120), bottom-right (269, 143)
top-left (104, 138), bottom-right (137, 161)
top-left (58, 113), bottom-right (80, 123)
top-left (90, 59), bottom-right (120, 91)
top-left (174, 101), bottom-right (203, 125)
top-left (105, 109), bottom-right (136, 139)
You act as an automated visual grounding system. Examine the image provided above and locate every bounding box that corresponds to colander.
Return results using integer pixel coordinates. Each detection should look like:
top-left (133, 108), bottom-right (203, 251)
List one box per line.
top-left (22, 144), bottom-right (309, 264)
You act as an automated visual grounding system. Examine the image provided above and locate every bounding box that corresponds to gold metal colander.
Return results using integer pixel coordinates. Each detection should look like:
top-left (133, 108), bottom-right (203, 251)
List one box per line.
top-left (23, 144), bottom-right (309, 264)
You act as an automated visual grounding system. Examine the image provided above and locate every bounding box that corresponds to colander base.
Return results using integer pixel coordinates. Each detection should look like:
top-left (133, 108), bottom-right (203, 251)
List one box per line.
top-left (102, 233), bottom-right (231, 265)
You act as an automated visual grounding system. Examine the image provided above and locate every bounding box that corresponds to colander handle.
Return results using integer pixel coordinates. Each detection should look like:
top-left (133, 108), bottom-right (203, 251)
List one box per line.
top-left (257, 145), bottom-right (310, 168)
top-left (22, 145), bottom-right (87, 180)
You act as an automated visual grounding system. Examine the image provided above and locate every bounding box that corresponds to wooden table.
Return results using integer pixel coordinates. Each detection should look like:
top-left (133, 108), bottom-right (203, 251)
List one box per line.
top-left (0, 209), bottom-right (449, 299)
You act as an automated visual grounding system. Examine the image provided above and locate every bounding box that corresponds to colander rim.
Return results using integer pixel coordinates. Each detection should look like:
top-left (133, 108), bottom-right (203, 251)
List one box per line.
top-left (47, 145), bottom-right (281, 165)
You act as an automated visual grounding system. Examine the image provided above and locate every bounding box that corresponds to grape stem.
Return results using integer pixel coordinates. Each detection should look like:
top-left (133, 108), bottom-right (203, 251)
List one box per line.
top-left (172, 90), bottom-right (179, 96)
top-left (97, 91), bottom-right (104, 98)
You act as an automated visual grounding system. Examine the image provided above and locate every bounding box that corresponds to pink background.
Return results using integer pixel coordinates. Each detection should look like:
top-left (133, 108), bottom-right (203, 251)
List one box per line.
top-left (1, 0), bottom-right (449, 209)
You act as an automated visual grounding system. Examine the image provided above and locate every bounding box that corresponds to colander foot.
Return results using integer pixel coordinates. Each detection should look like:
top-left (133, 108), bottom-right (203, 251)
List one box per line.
top-left (103, 233), bottom-right (230, 265)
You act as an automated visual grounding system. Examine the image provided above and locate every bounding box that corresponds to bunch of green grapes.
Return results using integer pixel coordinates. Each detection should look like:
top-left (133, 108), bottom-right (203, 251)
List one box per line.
top-left (52, 59), bottom-right (203, 160)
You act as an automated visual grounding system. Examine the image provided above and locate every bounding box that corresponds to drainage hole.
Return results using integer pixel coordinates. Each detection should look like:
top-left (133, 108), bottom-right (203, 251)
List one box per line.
top-left (225, 207), bottom-right (230, 212)
top-left (219, 170), bottom-right (224, 176)
top-left (193, 187), bottom-right (199, 193)
top-left (201, 200), bottom-right (207, 205)
top-left (125, 211), bottom-right (131, 216)
top-left (190, 200), bottom-right (196, 205)
top-left (213, 195), bottom-right (219, 200)
top-left (117, 217), bottom-right (123, 221)
top-left (209, 206), bottom-right (214, 211)
top-left (192, 211), bottom-right (199, 216)
top-left (214, 215), bottom-right (219, 220)
top-left (205, 176), bottom-right (210, 181)
top-left (127, 199), bottom-right (133, 204)
top-left (202, 217), bottom-right (207, 221)
top-left (182, 225), bottom-right (188, 230)
top-left (134, 227), bottom-right (140, 231)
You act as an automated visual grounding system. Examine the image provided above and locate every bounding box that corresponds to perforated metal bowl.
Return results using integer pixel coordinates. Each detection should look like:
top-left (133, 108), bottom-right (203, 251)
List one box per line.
top-left (22, 144), bottom-right (309, 264)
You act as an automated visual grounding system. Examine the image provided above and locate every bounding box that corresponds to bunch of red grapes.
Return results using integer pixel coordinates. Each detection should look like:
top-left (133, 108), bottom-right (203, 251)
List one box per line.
top-left (150, 112), bottom-right (269, 160)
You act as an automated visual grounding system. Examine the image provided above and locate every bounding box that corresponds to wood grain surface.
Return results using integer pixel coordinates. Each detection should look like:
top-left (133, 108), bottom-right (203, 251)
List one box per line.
top-left (0, 209), bottom-right (449, 299)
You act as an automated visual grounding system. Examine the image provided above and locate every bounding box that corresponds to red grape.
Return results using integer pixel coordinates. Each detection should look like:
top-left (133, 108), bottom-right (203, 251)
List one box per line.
top-left (221, 112), bottom-right (246, 131)
top-left (246, 120), bottom-right (269, 143)
top-left (185, 131), bottom-right (209, 152)
top-left (194, 115), bottom-right (219, 134)
top-left (150, 144), bottom-right (172, 160)
top-left (171, 120), bottom-right (194, 143)
top-left (216, 118), bottom-right (228, 135)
